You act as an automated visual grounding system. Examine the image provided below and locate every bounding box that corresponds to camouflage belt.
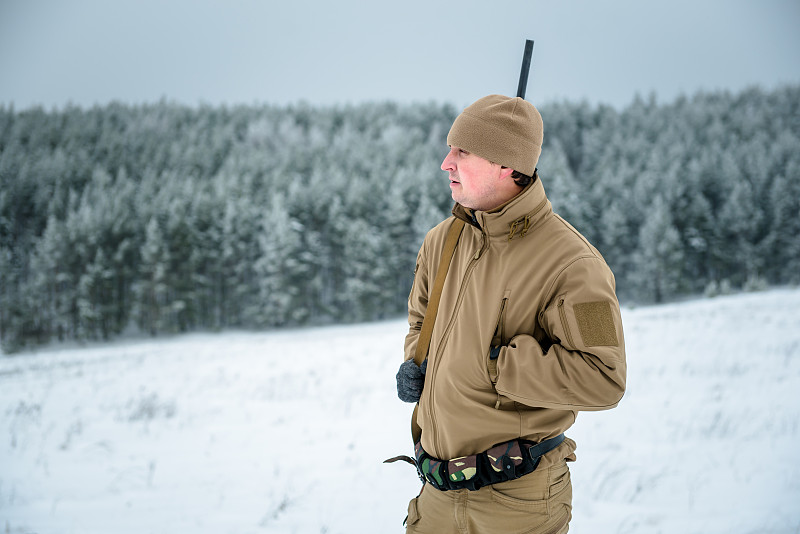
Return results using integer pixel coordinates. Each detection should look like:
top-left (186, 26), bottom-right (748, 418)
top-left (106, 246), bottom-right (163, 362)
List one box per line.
top-left (413, 434), bottom-right (566, 492)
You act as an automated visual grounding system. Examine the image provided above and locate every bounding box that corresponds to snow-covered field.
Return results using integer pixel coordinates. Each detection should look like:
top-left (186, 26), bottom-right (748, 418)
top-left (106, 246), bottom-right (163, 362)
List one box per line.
top-left (2, 288), bottom-right (799, 533)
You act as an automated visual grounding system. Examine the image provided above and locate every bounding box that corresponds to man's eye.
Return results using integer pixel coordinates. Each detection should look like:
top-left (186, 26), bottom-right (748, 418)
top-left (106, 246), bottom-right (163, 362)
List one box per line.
top-left (459, 149), bottom-right (469, 155)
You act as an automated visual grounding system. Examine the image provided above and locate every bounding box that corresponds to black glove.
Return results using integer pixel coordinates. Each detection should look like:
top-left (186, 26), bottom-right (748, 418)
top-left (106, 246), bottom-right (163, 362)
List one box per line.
top-left (396, 358), bottom-right (427, 403)
top-left (488, 346), bottom-right (501, 385)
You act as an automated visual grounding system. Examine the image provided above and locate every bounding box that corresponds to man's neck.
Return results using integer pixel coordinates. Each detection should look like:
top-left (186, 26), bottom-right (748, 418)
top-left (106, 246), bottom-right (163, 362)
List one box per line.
top-left (485, 185), bottom-right (525, 213)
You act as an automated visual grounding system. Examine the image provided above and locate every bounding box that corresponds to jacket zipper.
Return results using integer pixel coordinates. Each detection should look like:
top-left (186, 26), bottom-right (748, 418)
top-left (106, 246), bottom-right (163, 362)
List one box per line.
top-left (428, 229), bottom-right (489, 459)
top-left (491, 292), bottom-right (509, 409)
top-left (491, 296), bottom-right (508, 347)
top-left (557, 298), bottom-right (576, 348)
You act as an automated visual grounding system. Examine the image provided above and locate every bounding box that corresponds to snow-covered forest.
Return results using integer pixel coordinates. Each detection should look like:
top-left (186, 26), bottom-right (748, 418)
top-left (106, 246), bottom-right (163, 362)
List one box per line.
top-left (1, 85), bottom-right (799, 352)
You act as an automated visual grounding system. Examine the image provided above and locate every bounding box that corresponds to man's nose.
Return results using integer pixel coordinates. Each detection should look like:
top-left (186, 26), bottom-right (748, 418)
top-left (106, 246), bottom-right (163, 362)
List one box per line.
top-left (441, 147), bottom-right (457, 171)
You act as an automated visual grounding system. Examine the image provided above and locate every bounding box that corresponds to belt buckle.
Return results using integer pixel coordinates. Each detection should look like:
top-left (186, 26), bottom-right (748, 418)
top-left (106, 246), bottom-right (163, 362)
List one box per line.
top-left (415, 462), bottom-right (427, 485)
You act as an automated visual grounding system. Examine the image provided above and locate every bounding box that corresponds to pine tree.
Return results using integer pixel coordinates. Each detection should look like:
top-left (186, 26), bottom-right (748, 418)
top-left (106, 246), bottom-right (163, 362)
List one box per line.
top-left (136, 217), bottom-right (170, 335)
top-left (29, 215), bottom-right (72, 341)
top-left (77, 248), bottom-right (115, 340)
top-left (718, 177), bottom-right (764, 286)
top-left (632, 196), bottom-right (685, 303)
top-left (253, 194), bottom-right (303, 327)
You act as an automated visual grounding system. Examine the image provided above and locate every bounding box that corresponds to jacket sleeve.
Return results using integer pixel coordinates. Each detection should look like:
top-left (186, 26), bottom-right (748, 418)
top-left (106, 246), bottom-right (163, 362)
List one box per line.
top-left (403, 240), bottom-right (430, 362)
top-left (493, 256), bottom-right (627, 411)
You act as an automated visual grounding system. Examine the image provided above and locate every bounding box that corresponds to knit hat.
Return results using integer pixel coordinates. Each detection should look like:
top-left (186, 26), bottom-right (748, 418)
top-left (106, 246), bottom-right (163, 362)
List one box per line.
top-left (446, 94), bottom-right (543, 176)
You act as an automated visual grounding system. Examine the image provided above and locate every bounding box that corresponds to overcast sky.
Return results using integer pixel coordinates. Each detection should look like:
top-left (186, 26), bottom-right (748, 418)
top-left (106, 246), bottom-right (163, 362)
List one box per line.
top-left (1, 0), bottom-right (799, 111)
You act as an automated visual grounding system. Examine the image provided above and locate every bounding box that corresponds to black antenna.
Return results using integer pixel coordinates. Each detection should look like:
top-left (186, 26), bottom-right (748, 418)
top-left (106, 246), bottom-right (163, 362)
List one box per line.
top-left (516, 39), bottom-right (535, 99)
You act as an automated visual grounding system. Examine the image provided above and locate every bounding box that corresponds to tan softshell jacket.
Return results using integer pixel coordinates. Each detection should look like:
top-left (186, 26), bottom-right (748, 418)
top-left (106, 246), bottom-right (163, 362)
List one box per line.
top-left (405, 177), bottom-right (626, 465)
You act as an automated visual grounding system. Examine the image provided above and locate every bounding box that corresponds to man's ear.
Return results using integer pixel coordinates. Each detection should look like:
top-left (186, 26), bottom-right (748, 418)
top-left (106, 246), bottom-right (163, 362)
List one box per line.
top-left (499, 166), bottom-right (515, 180)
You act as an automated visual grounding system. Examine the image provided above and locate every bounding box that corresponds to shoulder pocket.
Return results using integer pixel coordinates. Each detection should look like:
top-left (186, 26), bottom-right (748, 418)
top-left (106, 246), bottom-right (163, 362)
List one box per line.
top-left (542, 295), bottom-right (620, 351)
top-left (541, 294), bottom-right (577, 350)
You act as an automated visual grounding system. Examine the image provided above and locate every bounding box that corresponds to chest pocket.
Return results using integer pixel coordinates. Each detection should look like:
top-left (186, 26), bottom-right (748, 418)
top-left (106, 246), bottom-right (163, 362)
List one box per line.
top-left (491, 289), bottom-right (512, 347)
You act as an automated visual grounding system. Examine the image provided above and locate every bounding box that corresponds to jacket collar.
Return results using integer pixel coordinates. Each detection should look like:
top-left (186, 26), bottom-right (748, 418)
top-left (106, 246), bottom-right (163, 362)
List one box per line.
top-left (452, 175), bottom-right (552, 240)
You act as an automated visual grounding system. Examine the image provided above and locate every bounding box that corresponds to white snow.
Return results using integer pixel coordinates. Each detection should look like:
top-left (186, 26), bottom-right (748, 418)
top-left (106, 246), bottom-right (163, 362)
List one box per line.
top-left (2, 288), bottom-right (799, 533)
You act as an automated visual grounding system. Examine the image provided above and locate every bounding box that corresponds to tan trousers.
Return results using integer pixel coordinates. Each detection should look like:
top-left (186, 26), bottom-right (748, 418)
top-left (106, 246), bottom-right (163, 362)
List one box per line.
top-left (405, 460), bottom-right (572, 534)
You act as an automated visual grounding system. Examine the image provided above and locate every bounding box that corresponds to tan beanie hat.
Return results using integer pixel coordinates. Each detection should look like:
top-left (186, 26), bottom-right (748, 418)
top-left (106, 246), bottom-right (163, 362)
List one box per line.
top-left (446, 94), bottom-right (543, 176)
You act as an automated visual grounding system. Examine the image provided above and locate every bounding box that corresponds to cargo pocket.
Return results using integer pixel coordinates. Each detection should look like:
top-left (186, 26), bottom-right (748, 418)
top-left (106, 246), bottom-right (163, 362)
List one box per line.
top-left (546, 462), bottom-right (571, 501)
top-left (548, 477), bottom-right (573, 533)
top-left (488, 487), bottom-right (549, 532)
top-left (488, 461), bottom-right (573, 533)
top-left (404, 495), bottom-right (421, 528)
top-left (489, 488), bottom-right (549, 514)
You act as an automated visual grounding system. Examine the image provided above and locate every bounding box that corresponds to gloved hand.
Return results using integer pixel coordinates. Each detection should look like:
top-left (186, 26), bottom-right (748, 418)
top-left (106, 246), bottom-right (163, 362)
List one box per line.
top-left (488, 346), bottom-right (501, 385)
top-left (396, 358), bottom-right (428, 403)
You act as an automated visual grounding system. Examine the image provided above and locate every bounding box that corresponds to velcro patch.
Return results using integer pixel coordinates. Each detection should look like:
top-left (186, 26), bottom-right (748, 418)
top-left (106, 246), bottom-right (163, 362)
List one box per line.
top-left (573, 301), bottom-right (619, 347)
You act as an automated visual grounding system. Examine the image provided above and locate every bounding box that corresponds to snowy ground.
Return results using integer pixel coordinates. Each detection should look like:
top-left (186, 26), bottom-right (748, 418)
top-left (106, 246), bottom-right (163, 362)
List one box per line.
top-left (2, 288), bottom-right (799, 533)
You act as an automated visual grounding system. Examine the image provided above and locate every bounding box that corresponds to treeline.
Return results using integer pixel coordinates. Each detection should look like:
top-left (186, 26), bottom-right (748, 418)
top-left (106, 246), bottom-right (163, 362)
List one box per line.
top-left (1, 86), bottom-right (798, 352)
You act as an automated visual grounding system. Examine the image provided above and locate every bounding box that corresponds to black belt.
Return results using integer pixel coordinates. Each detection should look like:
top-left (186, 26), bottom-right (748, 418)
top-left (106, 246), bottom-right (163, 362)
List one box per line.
top-left (414, 433), bottom-right (566, 492)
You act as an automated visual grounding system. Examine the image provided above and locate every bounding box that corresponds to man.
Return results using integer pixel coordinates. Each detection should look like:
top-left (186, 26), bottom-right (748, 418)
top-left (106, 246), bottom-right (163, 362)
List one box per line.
top-left (396, 94), bottom-right (627, 533)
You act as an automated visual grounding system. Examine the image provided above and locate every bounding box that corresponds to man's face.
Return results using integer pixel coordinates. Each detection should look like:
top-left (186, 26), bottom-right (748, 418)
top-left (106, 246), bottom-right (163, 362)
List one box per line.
top-left (441, 146), bottom-right (511, 211)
